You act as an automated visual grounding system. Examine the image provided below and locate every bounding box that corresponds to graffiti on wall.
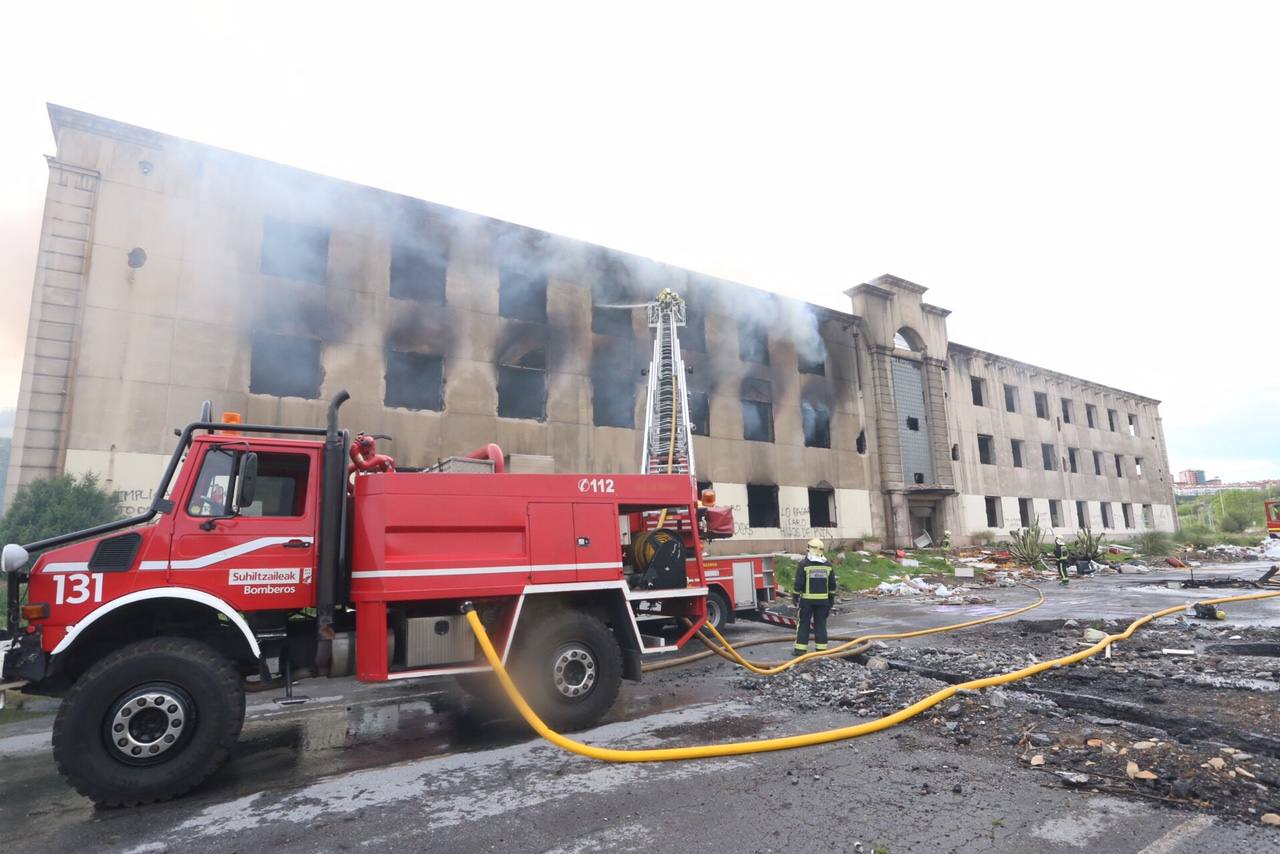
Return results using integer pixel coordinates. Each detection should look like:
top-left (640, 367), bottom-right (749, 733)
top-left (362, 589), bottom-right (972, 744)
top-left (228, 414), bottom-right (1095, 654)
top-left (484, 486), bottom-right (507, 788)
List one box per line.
top-left (113, 487), bottom-right (155, 518)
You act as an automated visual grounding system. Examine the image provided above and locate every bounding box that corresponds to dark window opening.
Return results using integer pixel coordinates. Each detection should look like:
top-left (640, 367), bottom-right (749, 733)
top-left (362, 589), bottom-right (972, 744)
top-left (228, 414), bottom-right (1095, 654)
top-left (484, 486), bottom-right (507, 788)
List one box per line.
top-left (591, 281), bottom-right (634, 336)
top-left (687, 391), bottom-right (710, 436)
top-left (1135, 456), bottom-right (1144, 477)
top-left (1114, 454), bottom-right (1124, 477)
top-left (250, 331), bottom-right (323, 399)
top-left (1049, 499), bottom-right (1063, 528)
top-left (741, 379), bottom-right (774, 442)
top-left (977, 434), bottom-right (995, 465)
top-left (906, 416), bottom-right (920, 431)
top-left (1127, 413), bottom-right (1138, 436)
top-left (856, 429), bottom-right (867, 454)
top-left (680, 304), bottom-right (706, 352)
top-left (1142, 504), bottom-right (1155, 528)
top-left (738, 321), bottom-right (769, 364)
top-left (1004, 384), bottom-right (1018, 413)
top-left (913, 472), bottom-right (925, 484)
top-left (971, 377), bottom-right (986, 406)
top-left (1041, 443), bottom-right (1056, 471)
top-left (808, 487), bottom-right (835, 528)
top-left (985, 496), bottom-right (1002, 528)
top-left (951, 443), bottom-right (960, 461)
top-left (1086, 404), bottom-right (1098, 428)
top-left (498, 345), bottom-right (546, 420)
top-left (746, 483), bottom-right (780, 528)
top-left (591, 337), bottom-right (637, 428)
top-left (798, 351), bottom-right (826, 376)
top-left (1076, 500), bottom-right (1088, 528)
top-left (1068, 447), bottom-right (1079, 473)
top-left (1101, 503), bottom-right (1114, 529)
top-left (384, 349), bottom-right (443, 411)
top-left (1092, 450), bottom-right (1104, 475)
top-left (1122, 503), bottom-right (1134, 528)
top-left (260, 217), bottom-right (329, 285)
top-left (499, 264), bottom-right (548, 322)
top-left (1061, 399), bottom-right (1073, 424)
top-left (390, 240), bottom-right (447, 303)
top-left (802, 402), bottom-right (831, 448)
top-left (1011, 439), bottom-right (1024, 468)
top-left (1018, 498), bottom-right (1033, 528)
top-left (1107, 408), bottom-right (1118, 432)
top-left (1034, 392), bottom-right (1049, 419)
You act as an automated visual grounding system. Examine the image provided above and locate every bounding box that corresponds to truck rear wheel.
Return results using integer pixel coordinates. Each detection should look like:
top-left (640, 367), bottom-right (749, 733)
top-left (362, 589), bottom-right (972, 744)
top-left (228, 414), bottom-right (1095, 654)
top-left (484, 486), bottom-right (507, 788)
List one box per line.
top-left (512, 610), bottom-right (622, 732)
top-left (705, 588), bottom-right (731, 632)
top-left (52, 637), bottom-right (245, 807)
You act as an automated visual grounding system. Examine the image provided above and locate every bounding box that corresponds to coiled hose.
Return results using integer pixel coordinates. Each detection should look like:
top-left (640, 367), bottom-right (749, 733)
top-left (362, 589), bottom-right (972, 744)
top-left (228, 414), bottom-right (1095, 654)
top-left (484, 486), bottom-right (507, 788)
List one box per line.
top-left (463, 588), bottom-right (1280, 762)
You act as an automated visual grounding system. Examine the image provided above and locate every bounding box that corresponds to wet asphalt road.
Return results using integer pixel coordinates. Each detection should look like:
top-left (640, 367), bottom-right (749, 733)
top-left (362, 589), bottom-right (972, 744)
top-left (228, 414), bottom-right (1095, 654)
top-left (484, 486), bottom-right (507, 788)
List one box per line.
top-left (2, 568), bottom-right (1278, 853)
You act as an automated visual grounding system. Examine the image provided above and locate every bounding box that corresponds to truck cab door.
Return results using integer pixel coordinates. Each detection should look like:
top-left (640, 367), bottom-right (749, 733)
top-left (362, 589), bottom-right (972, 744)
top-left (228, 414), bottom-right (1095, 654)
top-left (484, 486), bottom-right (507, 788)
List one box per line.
top-left (168, 443), bottom-right (320, 610)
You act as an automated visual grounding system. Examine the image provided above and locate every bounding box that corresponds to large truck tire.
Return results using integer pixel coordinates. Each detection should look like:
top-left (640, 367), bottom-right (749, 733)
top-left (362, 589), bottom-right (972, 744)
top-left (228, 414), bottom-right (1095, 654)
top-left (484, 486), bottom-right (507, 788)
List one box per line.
top-left (52, 637), bottom-right (245, 807)
top-left (512, 609), bottom-right (622, 732)
top-left (705, 588), bottom-right (731, 632)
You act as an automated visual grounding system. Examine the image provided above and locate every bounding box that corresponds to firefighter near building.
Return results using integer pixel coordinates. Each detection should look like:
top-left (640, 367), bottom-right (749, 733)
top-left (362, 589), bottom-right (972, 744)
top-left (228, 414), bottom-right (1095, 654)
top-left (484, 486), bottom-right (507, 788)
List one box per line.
top-left (0, 384), bottom-right (737, 806)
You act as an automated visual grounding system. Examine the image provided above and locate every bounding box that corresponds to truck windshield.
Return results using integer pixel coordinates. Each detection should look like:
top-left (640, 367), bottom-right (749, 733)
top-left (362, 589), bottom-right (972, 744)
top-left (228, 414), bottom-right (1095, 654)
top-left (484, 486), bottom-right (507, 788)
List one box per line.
top-left (188, 448), bottom-right (235, 517)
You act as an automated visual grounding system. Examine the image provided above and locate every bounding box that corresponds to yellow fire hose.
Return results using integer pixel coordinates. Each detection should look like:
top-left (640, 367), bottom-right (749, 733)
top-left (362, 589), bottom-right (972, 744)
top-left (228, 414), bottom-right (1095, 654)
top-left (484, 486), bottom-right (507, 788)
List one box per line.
top-left (644, 635), bottom-right (871, 672)
top-left (696, 584), bottom-right (1047, 676)
top-left (462, 588), bottom-right (1280, 762)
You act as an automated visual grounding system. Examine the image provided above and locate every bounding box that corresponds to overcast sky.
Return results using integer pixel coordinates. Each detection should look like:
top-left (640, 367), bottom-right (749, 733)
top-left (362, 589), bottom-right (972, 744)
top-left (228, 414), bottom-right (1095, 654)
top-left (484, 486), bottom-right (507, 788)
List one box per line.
top-left (1, 2), bottom-right (1275, 479)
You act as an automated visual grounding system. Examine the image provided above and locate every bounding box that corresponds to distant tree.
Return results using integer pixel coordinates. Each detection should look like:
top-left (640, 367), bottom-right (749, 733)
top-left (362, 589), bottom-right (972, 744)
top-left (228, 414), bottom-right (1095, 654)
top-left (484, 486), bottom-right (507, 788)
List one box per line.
top-left (0, 473), bottom-right (118, 548)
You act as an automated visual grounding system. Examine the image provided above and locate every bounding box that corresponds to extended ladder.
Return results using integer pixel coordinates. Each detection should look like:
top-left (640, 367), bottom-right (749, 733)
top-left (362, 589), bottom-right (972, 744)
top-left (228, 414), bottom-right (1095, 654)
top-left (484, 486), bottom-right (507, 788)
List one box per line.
top-left (640, 289), bottom-right (697, 479)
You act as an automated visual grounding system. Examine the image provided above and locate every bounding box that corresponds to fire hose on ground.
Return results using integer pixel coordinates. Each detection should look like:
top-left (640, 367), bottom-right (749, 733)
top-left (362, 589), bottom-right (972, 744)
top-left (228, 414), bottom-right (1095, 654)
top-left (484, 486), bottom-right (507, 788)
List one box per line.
top-left (462, 587), bottom-right (1280, 762)
top-left (643, 581), bottom-right (1046, 673)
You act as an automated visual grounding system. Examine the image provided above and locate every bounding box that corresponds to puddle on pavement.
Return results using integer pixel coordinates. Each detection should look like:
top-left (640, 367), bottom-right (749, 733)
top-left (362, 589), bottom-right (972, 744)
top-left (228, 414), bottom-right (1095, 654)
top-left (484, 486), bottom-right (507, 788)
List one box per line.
top-left (206, 674), bottom-right (725, 800)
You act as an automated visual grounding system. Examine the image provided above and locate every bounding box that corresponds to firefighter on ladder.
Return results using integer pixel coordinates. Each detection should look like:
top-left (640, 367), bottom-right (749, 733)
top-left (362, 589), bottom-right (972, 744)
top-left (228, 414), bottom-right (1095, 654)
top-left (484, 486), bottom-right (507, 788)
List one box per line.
top-left (793, 538), bottom-right (836, 653)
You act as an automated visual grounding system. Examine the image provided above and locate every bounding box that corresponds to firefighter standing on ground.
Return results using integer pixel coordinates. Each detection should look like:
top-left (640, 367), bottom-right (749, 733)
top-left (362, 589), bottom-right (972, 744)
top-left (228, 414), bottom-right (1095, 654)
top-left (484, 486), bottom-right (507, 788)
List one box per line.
top-left (793, 538), bottom-right (836, 653)
top-left (1054, 535), bottom-right (1069, 585)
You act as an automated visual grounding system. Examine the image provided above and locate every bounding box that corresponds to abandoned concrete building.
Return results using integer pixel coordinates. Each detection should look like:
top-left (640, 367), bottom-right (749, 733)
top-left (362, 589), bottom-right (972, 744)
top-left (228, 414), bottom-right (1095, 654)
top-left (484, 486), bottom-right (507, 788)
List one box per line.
top-left (6, 106), bottom-right (1177, 550)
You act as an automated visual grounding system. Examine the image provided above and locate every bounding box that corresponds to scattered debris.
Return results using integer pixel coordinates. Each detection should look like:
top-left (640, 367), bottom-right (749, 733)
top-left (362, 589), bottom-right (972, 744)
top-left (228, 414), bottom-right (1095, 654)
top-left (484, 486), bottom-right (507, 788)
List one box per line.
top-left (738, 618), bottom-right (1280, 822)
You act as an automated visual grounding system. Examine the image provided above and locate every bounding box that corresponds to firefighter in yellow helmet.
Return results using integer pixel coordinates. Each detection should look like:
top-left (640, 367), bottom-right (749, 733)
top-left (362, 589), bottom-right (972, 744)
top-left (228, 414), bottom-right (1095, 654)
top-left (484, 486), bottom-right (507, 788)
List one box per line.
top-left (793, 538), bottom-right (836, 653)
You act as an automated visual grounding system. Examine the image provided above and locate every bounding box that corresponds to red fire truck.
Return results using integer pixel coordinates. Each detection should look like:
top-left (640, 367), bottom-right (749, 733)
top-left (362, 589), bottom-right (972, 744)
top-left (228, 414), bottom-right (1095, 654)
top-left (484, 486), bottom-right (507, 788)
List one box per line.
top-left (0, 392), bottom-right (727, 805)
top-left (1267, 498), bottom-right (1280, 537)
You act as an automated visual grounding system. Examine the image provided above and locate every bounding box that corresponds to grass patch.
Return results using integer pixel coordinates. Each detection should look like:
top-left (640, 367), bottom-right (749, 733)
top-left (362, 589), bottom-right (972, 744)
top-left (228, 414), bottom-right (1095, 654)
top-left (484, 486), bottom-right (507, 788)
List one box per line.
top-left (774, 550), bottom-right (955, 593)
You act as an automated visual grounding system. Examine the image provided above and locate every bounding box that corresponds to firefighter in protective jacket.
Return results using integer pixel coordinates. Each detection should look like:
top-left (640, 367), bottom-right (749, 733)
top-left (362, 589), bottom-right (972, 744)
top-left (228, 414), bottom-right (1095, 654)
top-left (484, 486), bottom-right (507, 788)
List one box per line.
top-left (793, 538), bottom-right (836, 653)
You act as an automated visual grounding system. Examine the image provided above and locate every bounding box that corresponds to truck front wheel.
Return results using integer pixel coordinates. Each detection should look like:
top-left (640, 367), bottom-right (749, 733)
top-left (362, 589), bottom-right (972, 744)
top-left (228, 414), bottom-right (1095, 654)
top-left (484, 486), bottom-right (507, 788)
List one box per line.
top-left (52, 637), bottom-right (245, 806)
top-left (512, 610), bottom-right (622, 732)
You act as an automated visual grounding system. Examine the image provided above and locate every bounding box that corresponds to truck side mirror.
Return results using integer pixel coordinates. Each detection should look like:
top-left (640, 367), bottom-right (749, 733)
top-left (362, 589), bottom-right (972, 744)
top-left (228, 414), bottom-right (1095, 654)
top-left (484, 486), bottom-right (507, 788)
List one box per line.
top-left (236, 452), bottom-right (259, 511)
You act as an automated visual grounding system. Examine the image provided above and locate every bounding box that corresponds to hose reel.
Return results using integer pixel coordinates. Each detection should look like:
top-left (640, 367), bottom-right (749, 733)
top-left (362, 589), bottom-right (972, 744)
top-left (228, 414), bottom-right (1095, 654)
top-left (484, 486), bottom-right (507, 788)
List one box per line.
top-left (631, 529), bottom-right (687, 590)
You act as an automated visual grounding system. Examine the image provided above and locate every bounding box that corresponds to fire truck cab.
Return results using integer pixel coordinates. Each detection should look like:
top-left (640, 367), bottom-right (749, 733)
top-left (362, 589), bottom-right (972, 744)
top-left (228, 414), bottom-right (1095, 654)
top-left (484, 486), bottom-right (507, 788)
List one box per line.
top-left (0, 391), bottom-right (713, 806)
top-left (1267, 498), bottom-right (1280, 538)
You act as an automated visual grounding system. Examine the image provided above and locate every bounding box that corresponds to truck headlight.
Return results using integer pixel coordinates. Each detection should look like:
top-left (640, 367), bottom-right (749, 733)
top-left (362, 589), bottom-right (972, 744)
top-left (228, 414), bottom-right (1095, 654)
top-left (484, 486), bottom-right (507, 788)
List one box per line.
top-left (2, 544), bottom-right (29, 575)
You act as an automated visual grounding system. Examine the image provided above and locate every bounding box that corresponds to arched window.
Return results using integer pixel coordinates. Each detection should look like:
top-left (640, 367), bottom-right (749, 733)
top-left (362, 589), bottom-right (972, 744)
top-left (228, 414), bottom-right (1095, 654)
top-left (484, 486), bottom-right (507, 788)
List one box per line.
top-left (894, 327), bottom-right (925, 352)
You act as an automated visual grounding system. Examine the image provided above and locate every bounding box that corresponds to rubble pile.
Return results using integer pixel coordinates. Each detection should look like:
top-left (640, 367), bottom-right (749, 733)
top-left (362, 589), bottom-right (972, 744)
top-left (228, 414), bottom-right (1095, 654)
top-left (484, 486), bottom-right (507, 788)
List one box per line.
top-left (735, 656), bottom-right (949, 717)
top-left (735, 620), bottom-right (1280, 822)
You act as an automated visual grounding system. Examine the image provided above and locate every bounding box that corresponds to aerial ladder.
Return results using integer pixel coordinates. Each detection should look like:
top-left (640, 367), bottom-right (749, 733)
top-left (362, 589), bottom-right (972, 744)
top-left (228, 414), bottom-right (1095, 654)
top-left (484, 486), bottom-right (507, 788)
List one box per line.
top-left (641, 288), bottom-right (696, 480)
top-left (632, 289), bottom-right (785, 629)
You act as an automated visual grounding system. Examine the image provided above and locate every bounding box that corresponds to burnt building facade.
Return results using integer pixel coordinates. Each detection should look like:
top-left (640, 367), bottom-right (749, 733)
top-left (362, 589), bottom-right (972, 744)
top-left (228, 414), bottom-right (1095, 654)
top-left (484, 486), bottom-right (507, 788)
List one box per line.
top-left (6, 106), bottom-right (1176, 550)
